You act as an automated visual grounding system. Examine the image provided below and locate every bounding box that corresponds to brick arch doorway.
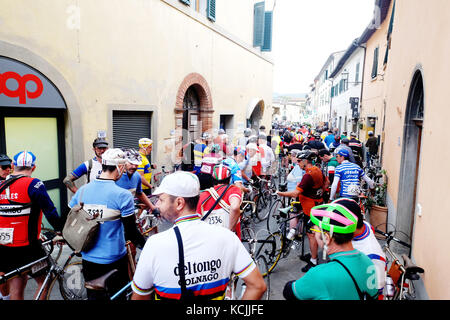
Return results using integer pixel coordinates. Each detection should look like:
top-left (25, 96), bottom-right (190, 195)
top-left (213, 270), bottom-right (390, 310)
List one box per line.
top-left (175, 73), bottom-right (213, 145)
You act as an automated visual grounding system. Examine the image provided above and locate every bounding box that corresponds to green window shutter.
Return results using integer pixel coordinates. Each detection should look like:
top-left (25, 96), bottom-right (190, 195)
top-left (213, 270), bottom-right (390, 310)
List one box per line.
top-left (253, 2), bottom-right (265, 47)
top-left (387, 0), bottom-right (396, 38)
top-left (372, 47), bottom-right (379, 79)
top-left (179, 0), bottom-right (190, 5)
top-left (261, 11), bottom-right (273, 52)
top-left (331, 87), bottom-right (334, 98)
top-left (207, 0), bottom-right (216, 22)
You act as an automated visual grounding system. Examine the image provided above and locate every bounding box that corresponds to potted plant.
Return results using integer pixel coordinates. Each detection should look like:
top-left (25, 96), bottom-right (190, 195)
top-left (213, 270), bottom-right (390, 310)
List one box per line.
top-left (366, 170), bottom-right (388, 235)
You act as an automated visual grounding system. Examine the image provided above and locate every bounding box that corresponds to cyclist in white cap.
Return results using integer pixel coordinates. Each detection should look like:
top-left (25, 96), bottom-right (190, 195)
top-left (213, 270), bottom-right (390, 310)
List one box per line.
top-left (68, 148), bottom-right (146, 300)
top-left (131, 171), bottom-right (266, 300)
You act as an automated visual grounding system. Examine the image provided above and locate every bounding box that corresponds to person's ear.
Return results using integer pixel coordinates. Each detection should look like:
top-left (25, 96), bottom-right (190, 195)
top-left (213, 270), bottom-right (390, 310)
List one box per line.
top-left (31, 165), bottom-right (36, 172)
top-left (176, 197), bottom-right (185, 211)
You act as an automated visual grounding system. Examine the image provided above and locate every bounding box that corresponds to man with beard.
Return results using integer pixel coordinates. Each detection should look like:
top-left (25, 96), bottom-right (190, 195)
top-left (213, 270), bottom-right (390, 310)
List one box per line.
top-left (63, 137), bottom-right (109, 193)
top-left (116, 149), bottom-right (157, 212)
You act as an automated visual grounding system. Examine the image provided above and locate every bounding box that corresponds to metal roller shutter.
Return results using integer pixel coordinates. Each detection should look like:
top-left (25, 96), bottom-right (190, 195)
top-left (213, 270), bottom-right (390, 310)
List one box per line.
top-left (112, 111), bottom-right (152, 150)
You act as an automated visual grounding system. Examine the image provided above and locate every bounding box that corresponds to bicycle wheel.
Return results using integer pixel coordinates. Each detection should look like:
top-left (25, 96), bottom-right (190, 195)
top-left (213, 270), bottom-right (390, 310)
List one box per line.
top-left (240, 227), bottom-right (257, 255)
top-left (256, 189), bottom-right (272, 221)
top-left (46, 260), bottom-right (87, 300)
top-left (255, 232), bottom-right (283, 275)
top-left (266, 199), bottom-right (283, 234)
top-left (255, 255), bottom-right (270, 300)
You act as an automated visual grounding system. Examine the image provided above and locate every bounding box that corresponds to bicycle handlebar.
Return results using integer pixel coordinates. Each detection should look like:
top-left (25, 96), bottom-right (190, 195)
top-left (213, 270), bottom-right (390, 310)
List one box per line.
top-left (374, 229), bottom-right (411, 249)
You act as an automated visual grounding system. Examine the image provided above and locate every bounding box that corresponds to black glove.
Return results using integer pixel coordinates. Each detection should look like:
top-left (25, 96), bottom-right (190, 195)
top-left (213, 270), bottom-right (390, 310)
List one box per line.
top-left (152, 208), bottom-right (160, 217)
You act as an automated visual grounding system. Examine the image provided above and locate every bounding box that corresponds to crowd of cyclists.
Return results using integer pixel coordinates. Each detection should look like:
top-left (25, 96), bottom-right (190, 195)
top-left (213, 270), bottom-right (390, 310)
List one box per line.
top-left (0, 121), bottom-right (389, 301)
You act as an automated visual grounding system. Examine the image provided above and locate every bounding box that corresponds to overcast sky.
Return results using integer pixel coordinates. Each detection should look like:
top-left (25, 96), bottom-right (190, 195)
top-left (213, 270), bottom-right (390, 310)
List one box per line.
top-left (271, 0), bottom-right (375, 95)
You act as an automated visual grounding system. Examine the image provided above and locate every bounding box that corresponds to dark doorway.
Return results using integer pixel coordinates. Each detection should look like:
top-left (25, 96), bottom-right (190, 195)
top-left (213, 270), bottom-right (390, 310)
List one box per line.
top-left (397, 70), bottom-right (424, 244)
top-left (182, 86), bottom-right (200, 144)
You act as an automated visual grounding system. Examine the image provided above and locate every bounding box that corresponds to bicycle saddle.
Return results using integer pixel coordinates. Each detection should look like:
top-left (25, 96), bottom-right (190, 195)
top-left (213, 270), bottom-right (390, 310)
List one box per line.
top-left (401, 254), bottom-right (424, 280)
top-left (85, 269), bottom-right (119, 291)
top-left (278, 206), bottom-right (292, 217)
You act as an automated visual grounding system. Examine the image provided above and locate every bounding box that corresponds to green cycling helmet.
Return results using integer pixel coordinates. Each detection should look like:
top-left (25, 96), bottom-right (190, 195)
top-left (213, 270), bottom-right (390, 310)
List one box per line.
top-left (310, 202), bottom-right (358, 235)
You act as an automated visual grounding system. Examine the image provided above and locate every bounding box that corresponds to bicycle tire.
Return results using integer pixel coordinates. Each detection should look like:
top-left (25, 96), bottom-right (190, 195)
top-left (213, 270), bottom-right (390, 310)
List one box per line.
top-left (240, 227), bottom-right (257, 255)
top-left (266, 199), bottom-right (283, 234)
top-left (256, 189), bottom-right (272, 221)
top-left (46, 260), bottom-right (87, 300)
top-left (255, 255), bottom-right (270, 300)
top-left (255, 232), bottom-right (283, 275)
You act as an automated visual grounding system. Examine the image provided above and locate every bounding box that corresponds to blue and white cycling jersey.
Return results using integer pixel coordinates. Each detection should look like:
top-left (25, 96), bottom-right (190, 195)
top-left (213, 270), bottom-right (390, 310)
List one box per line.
top-left (116, 171), bottom-right (142, 197)
top-left (68, 179), bottom-right (135, 264)
top-left (334, 161), bottom-right (365, 197)
top-left (71, 157), bottom-right (102, 183)
top-left (223, 158), bottom-right (243, 185)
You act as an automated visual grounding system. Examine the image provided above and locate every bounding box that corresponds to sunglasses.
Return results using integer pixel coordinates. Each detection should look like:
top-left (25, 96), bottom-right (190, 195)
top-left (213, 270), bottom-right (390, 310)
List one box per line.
top-left (1, 165), bottom-right (11, 170)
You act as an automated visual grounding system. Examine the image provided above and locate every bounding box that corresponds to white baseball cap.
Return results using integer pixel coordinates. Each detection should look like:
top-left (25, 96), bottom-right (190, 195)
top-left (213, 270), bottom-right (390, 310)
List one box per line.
top-left (246, 143), bottom-right (259, 151)
top-left (153, 171), bottom-right (200, 197)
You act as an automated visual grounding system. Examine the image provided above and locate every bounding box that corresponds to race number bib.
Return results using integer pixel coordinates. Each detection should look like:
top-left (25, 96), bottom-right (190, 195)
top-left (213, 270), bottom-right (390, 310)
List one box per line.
top-left (0, 228), bottom-right (14, 245)
top-left (200, 164), bottom-right (213, 174)
top-left (206, 209), bottom-right (229, 229)
top-left (83, 204), bottom-right (120, 222)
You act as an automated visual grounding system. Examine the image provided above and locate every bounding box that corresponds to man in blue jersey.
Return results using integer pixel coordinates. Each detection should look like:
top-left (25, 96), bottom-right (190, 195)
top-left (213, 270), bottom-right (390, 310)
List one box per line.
top-left (63, 137), bottom-right (109, 193)
top-left (116, 148), bottom-right (156, 213)
top-left (68, 148), bottom-right (146, 300)
top-left (329, 149), bottom-right (374, 201)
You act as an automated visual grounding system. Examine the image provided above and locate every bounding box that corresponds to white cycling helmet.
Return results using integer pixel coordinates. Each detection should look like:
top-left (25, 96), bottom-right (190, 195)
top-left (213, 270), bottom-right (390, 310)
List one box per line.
top-left (101, 148), bottom-right (128, 166)
top-left (138, 138), bottom-right (153, 149)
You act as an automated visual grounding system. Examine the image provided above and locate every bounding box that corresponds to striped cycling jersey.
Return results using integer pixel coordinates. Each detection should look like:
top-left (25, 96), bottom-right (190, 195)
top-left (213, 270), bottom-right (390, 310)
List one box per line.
top-left (131, 214), bottom-right (255, 300)
top-left (353, 221), bottom-right (387, 294)
top-left (334, 161), bottom-right (365, 197)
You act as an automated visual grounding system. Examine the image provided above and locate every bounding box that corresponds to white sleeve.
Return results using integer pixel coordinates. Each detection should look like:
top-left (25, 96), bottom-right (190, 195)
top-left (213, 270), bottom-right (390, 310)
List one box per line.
top-left (232, 233), bottom-right (256, 279)
top-left (362, 174), bottom-right (375, 189)
top-left (330, 176), bottom-right (340, 200)
top-left (132, 238), bottom-right (156, 296)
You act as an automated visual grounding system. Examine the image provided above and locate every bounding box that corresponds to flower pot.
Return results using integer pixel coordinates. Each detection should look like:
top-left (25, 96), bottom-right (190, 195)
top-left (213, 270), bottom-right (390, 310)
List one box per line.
top-left (369, 205), bottom-right (388, 238)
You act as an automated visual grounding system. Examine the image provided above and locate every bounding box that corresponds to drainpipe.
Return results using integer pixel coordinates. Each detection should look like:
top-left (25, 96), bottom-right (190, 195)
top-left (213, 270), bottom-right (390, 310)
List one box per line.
top-left (357, 43), bottom-right (367, 140)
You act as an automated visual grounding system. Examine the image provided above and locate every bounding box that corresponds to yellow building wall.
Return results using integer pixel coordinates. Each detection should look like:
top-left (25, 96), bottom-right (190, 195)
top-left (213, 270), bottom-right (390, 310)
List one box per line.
top-left (0, 0), bottom-right (273, 167)
top-left (360, 0), bottom-right (393, 141)
top-left (382, 0), bottom-right (450, 299)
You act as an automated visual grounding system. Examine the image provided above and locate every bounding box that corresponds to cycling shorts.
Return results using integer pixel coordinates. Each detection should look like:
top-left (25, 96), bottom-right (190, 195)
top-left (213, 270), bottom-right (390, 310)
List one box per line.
top-left (0, 241), bottom-right (48, 278)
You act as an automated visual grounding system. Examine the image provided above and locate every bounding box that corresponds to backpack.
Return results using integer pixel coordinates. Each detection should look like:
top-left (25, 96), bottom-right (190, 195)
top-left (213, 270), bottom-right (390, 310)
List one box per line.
top-left (62, 188), bottom-right (120, 253)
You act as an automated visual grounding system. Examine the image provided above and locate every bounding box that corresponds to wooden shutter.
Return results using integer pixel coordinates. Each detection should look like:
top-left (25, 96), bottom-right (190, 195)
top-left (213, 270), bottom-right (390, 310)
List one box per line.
top-left (207, 0), bottom-right (216, 22)
top-left (253, 2), bottom-right (265, 47)
top-left (112, 111), bottom-right (152, 150)
top-left (261, 11), bottom-right (273, 52)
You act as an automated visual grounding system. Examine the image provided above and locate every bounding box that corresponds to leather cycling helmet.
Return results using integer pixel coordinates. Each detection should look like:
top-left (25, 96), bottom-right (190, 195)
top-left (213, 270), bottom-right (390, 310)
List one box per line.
top-left (296, 150), bottom-right (316, 161)
top-left (212, 164), bottom-right (231, 181)
top-left (101, 148), bottom-right (128, 166)
top-left (124, 148), bottom-right (142, 165)
top-left (138, 138), bottom-right (153, 149)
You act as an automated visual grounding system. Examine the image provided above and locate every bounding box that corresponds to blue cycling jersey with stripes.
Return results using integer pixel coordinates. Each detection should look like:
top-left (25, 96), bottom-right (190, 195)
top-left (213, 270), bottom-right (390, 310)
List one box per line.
top-left (334, 161), bottom-right (365, 197)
